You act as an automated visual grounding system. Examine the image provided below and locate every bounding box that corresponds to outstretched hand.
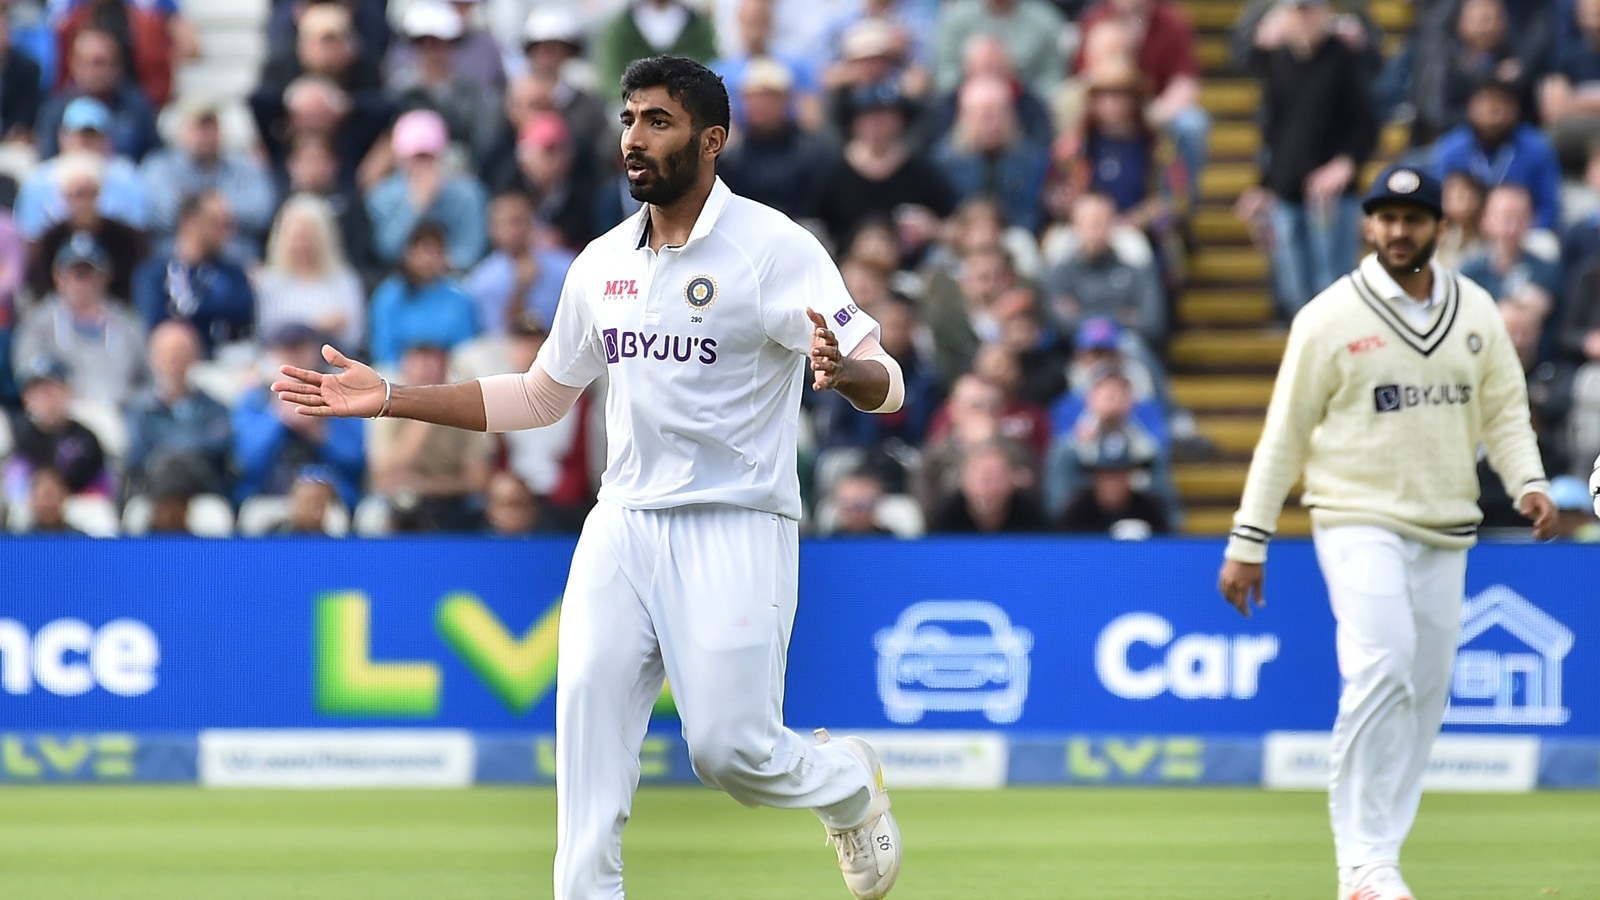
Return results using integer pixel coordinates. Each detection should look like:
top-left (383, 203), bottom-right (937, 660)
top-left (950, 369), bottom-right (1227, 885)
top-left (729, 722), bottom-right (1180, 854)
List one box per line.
top-left (807, 308), bottom-right (845, 392)
top-left (271, 344), bottom-right (386, 418)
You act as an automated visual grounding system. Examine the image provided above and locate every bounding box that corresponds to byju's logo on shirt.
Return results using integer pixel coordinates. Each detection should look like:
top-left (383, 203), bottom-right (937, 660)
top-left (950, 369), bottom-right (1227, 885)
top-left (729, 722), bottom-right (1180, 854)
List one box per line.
top-left (833, 303), bottom-right (859, 328)
top-left (1374, 383), bottom-right (1473, 413)
top-left (602, 328), bottom-right (718, 365)
top-left (602, 280), bottom-right (639, 300)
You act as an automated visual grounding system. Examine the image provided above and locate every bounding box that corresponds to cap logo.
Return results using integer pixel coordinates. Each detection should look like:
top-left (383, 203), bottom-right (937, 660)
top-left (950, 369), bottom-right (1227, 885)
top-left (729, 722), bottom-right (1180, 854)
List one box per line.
top-left (1387, 169), bottom-right (1421, 194)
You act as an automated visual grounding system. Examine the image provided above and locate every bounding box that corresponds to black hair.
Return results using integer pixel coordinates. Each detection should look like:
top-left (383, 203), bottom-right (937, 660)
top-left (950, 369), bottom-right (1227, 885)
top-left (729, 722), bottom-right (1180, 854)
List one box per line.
top-left (406, 220), bottom-right (448, 248)
top-left (620, 55), bottom-right (731, 132)
top-left (491, 187), bottom-right (535, 208)
top-left (177, 189), bottom-right (220, 225)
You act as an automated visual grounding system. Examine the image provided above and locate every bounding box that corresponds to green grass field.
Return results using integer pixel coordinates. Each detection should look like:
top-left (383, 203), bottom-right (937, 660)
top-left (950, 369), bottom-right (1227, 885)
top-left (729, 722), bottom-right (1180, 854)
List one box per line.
top-left (1, 787), bottom-right (1596, 899)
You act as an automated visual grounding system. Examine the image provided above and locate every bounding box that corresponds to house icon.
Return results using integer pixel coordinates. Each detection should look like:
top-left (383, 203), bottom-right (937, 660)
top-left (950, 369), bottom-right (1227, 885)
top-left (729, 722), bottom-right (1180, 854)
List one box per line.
top-left (1444, 585), bottom-right (1573, 726)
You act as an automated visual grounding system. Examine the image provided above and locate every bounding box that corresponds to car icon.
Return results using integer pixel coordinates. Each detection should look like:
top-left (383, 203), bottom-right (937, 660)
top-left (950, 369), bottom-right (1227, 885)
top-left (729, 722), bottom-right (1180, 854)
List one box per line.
top-left (874, 601), bottom-right (1033, 725)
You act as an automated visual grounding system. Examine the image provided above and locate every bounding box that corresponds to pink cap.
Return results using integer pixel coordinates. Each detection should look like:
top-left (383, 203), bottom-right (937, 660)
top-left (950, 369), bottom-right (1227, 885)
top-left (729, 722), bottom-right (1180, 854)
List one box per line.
top-left (518, 112), bottom-right (570, 150)
top-left (392, 109), bottom-right (450, 159)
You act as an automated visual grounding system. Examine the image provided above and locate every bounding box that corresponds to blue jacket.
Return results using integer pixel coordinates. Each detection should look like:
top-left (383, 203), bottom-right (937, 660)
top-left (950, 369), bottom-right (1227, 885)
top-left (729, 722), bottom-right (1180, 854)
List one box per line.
top-left (230, 387), bottom-right (366, 508)
top-left (35, 84), bottom-right (161, 162)
top-left (132, 254), bottom-right (256, 355)
top-left (368, 275), bottom-right (480, 367)
top-left (931, 137), bottom-right (1051, 233)
top-left (365, 173), bottom-right (488, 272)
top-left (1433, 124), bottom-right (1563, 230)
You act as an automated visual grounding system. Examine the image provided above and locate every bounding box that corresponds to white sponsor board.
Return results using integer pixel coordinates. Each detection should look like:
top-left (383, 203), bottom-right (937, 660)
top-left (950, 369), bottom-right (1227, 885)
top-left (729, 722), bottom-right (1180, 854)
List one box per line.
top-left (200, 730), bottom-right (475, 788)
top-left (853, 731), bottom-right (1008, 789)
top-left (1263, 732), bottom-right (1540, 793)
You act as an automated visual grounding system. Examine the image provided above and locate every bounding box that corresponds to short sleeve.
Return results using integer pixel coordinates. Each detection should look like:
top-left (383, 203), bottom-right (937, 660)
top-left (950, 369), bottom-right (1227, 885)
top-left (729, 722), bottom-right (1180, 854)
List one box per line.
top-left (760, 232), bottom-right (880, 357)
top-left (534, 264), bottom-right (606, 388)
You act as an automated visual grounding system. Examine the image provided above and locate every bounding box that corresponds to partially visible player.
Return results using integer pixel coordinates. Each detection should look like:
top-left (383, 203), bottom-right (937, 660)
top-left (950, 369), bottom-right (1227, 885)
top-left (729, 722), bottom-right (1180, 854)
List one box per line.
top-left (273, 56), bottom-right (904, 900)
top-left (1217, 165), bottom-right (1556, 900)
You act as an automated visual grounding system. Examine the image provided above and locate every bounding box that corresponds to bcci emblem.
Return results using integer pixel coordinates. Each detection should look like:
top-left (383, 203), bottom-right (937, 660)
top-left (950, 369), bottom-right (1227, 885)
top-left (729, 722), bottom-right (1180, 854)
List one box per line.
top-left (685, 275), bottom-right (717, 310)
top-left (1467, 332), bottom-right (1483, 354)
top-left (1387, 169), bottom-right (1421, 194)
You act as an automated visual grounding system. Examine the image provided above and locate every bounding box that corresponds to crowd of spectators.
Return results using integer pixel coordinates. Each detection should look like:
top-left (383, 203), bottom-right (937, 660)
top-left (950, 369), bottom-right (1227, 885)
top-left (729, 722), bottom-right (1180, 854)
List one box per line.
top-left (1, 0), bottom-right (1593, 542)
top-left (1232, 0), bottom-right (1600, 532)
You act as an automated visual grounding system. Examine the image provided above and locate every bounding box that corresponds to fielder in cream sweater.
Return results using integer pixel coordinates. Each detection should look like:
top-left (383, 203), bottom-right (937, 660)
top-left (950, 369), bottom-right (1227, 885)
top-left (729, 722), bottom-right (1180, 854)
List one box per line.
top-left (1218, 166), bottom-right (1557, 900)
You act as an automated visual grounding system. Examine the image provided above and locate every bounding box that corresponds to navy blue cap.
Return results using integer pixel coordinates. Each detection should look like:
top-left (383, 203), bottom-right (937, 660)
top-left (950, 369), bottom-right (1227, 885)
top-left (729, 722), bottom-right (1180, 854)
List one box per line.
top-left (17, 354), bottom-right (71, 388)
top-left (1362, 165), bottom-right (1443, 218)
top-left (53, 231), bottom-right (109, 271)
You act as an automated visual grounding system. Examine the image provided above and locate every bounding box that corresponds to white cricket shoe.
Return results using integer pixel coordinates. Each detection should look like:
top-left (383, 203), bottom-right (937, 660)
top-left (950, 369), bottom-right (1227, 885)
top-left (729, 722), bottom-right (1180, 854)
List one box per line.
top-left (1341, 863), bottom-right (1415, 900)
top-left (815, 729), bottom-right (901, 899)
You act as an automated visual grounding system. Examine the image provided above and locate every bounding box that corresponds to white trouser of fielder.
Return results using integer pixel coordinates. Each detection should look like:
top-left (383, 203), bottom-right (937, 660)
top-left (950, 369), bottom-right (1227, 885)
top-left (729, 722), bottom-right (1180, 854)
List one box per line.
top-left (554, 500), bottom-right (876, 900)
top-left (1313, 525), bottom-right (1467, 870)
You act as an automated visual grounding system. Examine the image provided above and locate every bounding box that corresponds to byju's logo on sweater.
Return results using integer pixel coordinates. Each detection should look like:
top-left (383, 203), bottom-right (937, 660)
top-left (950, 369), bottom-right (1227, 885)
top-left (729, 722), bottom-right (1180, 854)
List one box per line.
top-left (1374, 383), bottom-right (1472, 413)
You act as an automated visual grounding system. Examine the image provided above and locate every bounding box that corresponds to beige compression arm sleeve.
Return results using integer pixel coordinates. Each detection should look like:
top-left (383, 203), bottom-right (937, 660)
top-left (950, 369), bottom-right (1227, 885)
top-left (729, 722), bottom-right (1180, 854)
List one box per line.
top-left (847, 334), bottom-right (905, 413)
top-left (477, 364), bottom-right (586, 433)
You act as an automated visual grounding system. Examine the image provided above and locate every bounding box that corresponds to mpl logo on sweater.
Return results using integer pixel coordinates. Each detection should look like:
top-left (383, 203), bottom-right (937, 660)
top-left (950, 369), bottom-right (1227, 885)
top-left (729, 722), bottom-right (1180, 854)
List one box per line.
top-left (1373, 383), bottom-right (1472, 413)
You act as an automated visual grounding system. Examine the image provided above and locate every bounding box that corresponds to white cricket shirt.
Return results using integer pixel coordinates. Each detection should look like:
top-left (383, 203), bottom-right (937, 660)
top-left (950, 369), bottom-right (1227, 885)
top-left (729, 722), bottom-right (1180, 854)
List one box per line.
top-left (535, 178), bottom-right (879, 520)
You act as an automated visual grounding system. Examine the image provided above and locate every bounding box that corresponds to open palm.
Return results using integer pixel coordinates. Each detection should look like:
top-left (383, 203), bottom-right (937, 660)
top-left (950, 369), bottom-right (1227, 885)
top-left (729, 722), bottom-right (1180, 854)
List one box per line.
top-left (271, 344), bottom-right (385, 418)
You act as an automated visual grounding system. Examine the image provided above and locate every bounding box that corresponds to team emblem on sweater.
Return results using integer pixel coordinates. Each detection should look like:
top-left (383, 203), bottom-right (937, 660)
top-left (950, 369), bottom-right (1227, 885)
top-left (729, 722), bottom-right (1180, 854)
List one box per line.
top-left (1387, 169), bottom-right (1421, 193)
top-left (1467, 332), bottom-right (1483, 354)
top-left (685, 275), bottom-right (717, 309)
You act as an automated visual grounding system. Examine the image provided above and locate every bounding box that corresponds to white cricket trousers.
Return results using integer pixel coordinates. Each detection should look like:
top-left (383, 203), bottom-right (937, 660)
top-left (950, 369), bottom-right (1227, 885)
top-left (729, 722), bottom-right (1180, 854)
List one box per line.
top-left (553, 500), bottom-right (876, 900)
top-left (1313, 525), bottom-right (1468, 870)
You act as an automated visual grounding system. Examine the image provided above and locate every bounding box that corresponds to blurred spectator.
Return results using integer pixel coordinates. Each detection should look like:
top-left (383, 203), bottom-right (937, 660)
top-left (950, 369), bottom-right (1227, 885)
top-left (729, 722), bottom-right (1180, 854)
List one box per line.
top-left (281, 131), bottom-right (377, 282)
top-left (1075, 0), bottom-right (1208, 208)
top-left (140, 98), bottom-right (278, 265)
top-left (481, 73), bottom-right (555, 193)
top-left (916, 373), bottom-right (1033, 511)
top-left (817, 0), bottom-right (938, 77)
top-left (1228, 0), bottom-right (1382, 77)
top-left (2, 355), bottom-right (109, 507)
top-left (231, 323), bottom-right (365, 507)
top-left (0, 12), bottom-right (43, 143)
top-left (505, 111), bottom-right (596, 251)
top-left (482, 470), bottom-right (546, 536)
top-left (1437, 171), bottom-right (1488, 269)
top-left (255, 193), bottom-right (366, 349)
top-left (1550, 474), bottom-right (1600, 540)
top-left (13, 232), bottom-right (146, 407)
top-left (0, 207), bottom-right (21, 407)
top-left (1459, 184), bottom-right (1562, 309)
top-left (711, 0), bottom-right (822, 129)
top-left (823, 18), bottom-right (925, 134)
top-left (921, 194), bottom-right (1041, 285)
top-left (1561, 255), bottom-right (1600, 472)
top-left (923, 242), bottom-right (1016, 383)
top-left (1043, 362), bottom-right (1174, 520)
top-left (369, 341), bottom-right (492, 531)
top-left (35, 27), bottom-right (159, 161)
top-left (132, 190), bottom-right (256, 356)
top-left (815, 81), bottom-right (952, 254)
top-left (933, 0), bottom-right (1066, 100)
top-left (463, 189), bottom-right (575, 334)
top-left (28, 153), bottom-right (146, 302)
top-left (1055, 317), bottom-right (1169, 432)
top-left (368, 221), bottom-right (480, 368)
top-left (968, 341), bottom-right (1050, 460)
top-left (928, 439), bottom-right (1048, 533)
top-left (1056, 15), bottom-right (1134, 134)
top-left (52, 0), bottom-right (199, 108)
top-left (366, 109), bottom-right (488, 271)
top-left (1058, 429), bottom-right (1170, 537)
top-left (1542, 0), bottom-right (1600, 172)
top-left (388, 0), bottom-right (498, 161)
top-left (251, 4), bottom-right (394, 186)
top-left (1434, 78), bottom-right (1562, 230)
top-left (518, 11), bottom-right (609, 177)
top-left (265, 0), bottom-right (391, 71)
top-left (142, 451), bottom-right (209, 534)
top-left (1042, 192), bottom-right (1166, 353)
top-left (20, 466), bottom-right (81, 535)
top-left (15, 102), bottom-right (147, 238)
top-left (593, 0), bottom-right (717, 93)
top-left (491, 315), bottom-right (599, 528)
top-left (1411, 0), bottom-right (1539, 147)
top-left (268, 463), bottom-right (341, 535)
top-left (717, 59), bottom-right (833, 220)
top-left (922, 35), bottom-right (1051, 148)
top-left (826, 469), bottom-right (894, 535)
top-left (931, 74), bottom-right (1049, 233)
top-left (996, 294), bottom-right (1070, 406)
top-left (122, 320), bottom-right (229, 498)
top-left (385, 0), bottom-right (504, 94)
top-left (1240, 0), bottom-right (1376, 318)
top-left (366, 111), bottom-right (486, 269)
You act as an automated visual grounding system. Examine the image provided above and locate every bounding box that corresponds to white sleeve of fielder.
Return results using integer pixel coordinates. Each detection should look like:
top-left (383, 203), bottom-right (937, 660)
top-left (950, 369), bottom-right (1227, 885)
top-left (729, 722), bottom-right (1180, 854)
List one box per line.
top-left (846, 334), bottom-right (904, 414)
top-left (478, 363), bottom-right (585, 433)
top-left (1225, 313), bottom-right (1337, 564)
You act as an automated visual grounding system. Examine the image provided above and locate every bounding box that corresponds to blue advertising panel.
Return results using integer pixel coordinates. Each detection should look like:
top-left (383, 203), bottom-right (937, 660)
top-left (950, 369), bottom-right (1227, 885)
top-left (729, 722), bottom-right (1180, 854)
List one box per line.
top-left (3, 539), bottom-right (1596, 741)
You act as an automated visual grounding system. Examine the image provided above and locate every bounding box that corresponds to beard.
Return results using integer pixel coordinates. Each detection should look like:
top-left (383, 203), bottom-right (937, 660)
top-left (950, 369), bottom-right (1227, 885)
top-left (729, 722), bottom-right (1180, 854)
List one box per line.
top-left (1376, 233), bottom-right (1438, 276)
top-left (626, 131), bottom-right (702, 206)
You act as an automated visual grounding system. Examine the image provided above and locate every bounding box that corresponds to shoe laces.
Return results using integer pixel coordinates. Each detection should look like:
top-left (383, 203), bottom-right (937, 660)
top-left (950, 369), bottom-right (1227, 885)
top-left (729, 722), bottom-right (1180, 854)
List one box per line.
top-left (827, 822), bottom-right (875, 865)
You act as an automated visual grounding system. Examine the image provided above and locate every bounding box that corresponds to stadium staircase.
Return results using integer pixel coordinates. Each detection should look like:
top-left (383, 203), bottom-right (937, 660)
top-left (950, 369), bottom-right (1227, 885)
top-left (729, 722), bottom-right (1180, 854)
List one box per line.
top-left (1171, 0), bottom-right (1413, 534)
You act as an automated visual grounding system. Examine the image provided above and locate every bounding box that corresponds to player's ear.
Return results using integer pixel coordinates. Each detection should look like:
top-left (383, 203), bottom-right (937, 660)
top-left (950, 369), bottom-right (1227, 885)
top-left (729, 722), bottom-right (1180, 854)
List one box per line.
top-left (701, 124), bottom-right (727, 160)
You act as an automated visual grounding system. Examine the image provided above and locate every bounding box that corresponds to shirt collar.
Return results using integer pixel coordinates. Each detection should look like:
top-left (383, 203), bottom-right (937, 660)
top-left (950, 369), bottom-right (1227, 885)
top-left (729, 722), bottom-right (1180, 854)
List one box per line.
top-left (1358, 252), bottom-right (1448, 310)
top-left (632, 177), bottom-right (733, 251)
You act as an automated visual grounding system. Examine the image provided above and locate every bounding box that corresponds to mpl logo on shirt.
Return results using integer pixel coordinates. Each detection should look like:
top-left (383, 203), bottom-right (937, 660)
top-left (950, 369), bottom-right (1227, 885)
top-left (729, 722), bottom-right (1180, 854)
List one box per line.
top-left (600, 329), bottom-right (719, 365)
top-left (602, 279), bottom-right (638, 301)
top-left (1444, 585), bottom-right (1573, 726)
